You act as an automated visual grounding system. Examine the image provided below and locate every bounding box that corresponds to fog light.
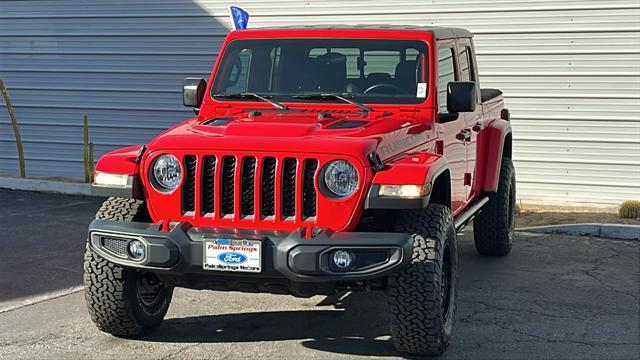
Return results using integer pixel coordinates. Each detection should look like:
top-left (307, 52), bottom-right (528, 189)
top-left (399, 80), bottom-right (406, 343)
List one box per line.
top-left (332, 250), bottom-right (354, 270)
top-left (128, 240), bottom-right (145, 260)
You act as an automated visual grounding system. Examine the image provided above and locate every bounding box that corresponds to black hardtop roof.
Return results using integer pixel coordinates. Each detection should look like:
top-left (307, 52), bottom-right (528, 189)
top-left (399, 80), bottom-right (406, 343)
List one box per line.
top-left (246, 24), bottom-right (473, 39)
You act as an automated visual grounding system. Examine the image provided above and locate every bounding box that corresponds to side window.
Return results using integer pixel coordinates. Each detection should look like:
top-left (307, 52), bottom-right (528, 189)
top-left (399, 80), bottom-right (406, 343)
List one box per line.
top-left (437, 46), bottom-right (456, 113)
top-left (406, 48), bottom-right (420, 61)
top-left (458, 45), bottom-right (474, 82)
top-left (363, 50), bottom-right (400, 76)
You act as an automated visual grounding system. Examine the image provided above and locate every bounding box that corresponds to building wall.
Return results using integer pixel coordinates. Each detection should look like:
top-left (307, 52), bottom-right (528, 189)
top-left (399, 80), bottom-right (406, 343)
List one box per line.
top-left (1, 0), bottom-right (639, 206)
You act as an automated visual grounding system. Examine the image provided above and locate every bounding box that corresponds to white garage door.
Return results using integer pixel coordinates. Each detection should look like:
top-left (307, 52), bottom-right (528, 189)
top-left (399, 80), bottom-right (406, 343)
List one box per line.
top-left (1, 0), bottom-right (639, 207)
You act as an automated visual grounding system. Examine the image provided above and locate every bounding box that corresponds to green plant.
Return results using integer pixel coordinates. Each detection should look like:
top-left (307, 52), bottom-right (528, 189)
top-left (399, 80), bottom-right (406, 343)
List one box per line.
top-left (619, 200), bottom-right (640, 219)
top-left (83, 114), bottom-right (94, 183)
top-left (0, 79), bottom-right (25, 177)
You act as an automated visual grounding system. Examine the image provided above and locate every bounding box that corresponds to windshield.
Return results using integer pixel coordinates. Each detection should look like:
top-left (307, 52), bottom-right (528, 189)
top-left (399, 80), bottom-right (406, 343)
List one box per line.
top-left (211, 39), bottom-right (428, 104)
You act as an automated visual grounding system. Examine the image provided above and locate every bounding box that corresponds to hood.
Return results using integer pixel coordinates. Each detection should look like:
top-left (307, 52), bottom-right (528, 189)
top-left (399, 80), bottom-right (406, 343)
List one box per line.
top-left (146, 108), bottom-right (435, 164)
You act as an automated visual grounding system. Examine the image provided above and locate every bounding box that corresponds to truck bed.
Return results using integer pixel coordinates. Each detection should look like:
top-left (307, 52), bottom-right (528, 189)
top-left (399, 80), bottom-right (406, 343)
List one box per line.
top-left (481, 88), bottom-right (503, 102)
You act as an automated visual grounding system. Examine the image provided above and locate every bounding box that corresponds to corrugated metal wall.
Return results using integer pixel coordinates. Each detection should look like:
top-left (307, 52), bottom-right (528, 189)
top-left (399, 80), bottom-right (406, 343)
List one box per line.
top-left (1, 0), bottom-right (639, 207)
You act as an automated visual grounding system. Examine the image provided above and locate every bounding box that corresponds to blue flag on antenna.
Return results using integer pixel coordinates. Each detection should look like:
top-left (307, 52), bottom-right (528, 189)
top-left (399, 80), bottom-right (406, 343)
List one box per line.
top-left (229, 6), bottom-right (249, 30)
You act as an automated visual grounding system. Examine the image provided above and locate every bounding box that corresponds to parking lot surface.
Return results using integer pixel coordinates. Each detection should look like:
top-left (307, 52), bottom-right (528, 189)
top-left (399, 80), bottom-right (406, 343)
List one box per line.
top-left (0, 189), bottom-right (638, 359)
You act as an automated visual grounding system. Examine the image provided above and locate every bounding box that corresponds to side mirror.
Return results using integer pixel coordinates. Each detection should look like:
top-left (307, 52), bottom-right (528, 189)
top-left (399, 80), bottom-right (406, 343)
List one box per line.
top-left (447, 81), bottom-right (477, 114)
top-left (183, 77), bottom-right (207, 111)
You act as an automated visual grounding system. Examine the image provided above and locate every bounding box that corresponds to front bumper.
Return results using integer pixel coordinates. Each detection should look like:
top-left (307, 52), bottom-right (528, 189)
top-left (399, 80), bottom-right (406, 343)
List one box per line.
top-left (88, 219), bottom-right (412, 295)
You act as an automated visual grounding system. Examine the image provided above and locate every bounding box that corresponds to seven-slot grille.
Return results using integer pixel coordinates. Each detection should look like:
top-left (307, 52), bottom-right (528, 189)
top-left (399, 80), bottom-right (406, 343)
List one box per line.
top-left (181, 155), bottom-right (319, 222)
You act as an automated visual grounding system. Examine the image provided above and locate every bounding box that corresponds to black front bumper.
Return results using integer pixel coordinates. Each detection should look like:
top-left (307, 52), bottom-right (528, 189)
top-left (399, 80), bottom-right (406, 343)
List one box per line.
top-left (88, 220), bottom-right (412, 296)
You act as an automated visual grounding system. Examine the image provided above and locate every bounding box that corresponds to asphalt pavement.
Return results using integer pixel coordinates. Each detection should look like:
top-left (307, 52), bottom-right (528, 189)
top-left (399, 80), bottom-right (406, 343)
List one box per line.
top-left (0, 189), bottom-right (638, 359)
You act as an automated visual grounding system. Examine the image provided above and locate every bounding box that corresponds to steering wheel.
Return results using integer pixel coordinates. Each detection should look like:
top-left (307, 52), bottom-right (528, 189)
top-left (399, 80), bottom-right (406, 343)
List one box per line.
top-left (364, 83), bottom-right (409, 95)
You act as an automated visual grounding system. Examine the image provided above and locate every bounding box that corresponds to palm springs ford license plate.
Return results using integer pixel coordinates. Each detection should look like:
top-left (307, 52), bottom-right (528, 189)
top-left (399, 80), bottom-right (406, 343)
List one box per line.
top-left (203, 238), bottom-right (261, 273)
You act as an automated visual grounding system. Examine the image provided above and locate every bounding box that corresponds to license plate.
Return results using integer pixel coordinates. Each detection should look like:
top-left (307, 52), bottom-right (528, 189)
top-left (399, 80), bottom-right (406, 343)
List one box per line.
top-left (203, 238), bottom-right (261, 273)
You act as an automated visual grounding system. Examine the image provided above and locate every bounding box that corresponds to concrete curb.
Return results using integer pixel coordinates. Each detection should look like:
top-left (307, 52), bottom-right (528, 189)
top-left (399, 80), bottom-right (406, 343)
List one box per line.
top-left (0, 177), bottom-right (93, 196)
top-left (2, 176), bottom-right (638, 241)
top-left (517, 223), bottom-right (640, 240)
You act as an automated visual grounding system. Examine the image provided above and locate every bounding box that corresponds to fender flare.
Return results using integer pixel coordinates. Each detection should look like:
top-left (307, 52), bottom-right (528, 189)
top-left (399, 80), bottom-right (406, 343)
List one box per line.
top-left (364, 152), bottom-right (449, 209)
top-left (92, 145), bottom-right (145, 199)
top-left (481, 119), bottom-right (512, 193)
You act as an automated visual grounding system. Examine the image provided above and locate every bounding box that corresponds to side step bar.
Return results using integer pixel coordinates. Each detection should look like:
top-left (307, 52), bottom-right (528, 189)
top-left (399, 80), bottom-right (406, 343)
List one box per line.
top-left (454, 196), bottom-right (489, 231)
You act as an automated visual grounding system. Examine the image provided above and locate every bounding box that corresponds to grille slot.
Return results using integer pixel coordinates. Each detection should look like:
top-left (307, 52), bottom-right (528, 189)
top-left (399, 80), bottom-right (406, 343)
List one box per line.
top-left (241, 157), bottom-right (257, 216)
top-left (220, 156), bottom-right (236, 216)
top-left (182, 155), bottom-right (197, 213)
top-left (303, 159), bottom-right (318, 218)
top-left (281, 158), bottom-right (297, 219)
top-left (177, 153), bottom-right (322, 224)
top-left (201, 156), bottom-right (216, 215)
top-left (261, 157), bottom-right (276, 217)
top-left (101, 237), bottom-right (128, 258)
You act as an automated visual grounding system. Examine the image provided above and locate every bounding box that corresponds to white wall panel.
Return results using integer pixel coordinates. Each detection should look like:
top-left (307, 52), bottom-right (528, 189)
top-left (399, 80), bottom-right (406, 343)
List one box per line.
top-left (1, 0), bottom-right (638, 206)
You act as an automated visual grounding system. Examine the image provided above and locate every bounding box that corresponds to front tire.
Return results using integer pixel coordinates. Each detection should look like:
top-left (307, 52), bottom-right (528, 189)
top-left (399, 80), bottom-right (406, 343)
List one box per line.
top-left (387, 204), bottom-right (458, 356)
top-left (84, 197), bottom-right (173, 337)
top-left (473, 158), bottom-right (516, 256)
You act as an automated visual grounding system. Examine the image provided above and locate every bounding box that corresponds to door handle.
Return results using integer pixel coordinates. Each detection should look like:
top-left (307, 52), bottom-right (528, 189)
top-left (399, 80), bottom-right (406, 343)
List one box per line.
top-left (472, 121), bottom-right (484, 132)
top-left (456, 129), bottom-right (472, 142)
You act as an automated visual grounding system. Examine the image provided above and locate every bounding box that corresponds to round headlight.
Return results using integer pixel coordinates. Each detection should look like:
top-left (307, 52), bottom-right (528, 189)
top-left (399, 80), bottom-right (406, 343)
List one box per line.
top-left (322, 160), bottom-right (358, 198)
top-left (152, 154), bottom-right (182, 191)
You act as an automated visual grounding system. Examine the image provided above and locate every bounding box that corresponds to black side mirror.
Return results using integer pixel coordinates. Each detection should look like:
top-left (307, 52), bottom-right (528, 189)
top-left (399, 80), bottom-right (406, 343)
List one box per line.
top-left (183, 78), bottom-right (207, 111)
top-left (447, 81), bottom-right (477, 114)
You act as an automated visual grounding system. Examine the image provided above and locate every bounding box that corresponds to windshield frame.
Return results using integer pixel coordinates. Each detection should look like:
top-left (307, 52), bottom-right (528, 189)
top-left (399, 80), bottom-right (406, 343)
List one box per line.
top-left (209, 37), bottom-right (430, 106)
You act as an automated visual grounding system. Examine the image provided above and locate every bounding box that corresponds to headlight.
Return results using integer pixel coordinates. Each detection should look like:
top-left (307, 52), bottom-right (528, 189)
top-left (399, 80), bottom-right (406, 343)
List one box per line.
top-left (322, 160), bottom-right (358, 198)
top-left (152, 154), bottom-right (182, 191)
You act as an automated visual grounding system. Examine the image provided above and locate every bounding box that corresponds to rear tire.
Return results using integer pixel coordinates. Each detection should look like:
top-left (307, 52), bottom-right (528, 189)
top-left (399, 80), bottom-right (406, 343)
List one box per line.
top-left (473, 158), bottom-right (516, 256)
top-left (84, 197), bottom-right (173, 337)
top-left (387, 204), bottom-right (458, 356)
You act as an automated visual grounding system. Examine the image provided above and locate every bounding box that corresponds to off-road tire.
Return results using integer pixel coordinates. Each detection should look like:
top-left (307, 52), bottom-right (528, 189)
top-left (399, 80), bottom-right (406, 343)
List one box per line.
top-left (473, 158), bottom-right (516, 256)
top-left (387, 204), bottom-right (458, 356)
top-left (95, 196), bottom-right (150, 222)
top-left (84, 197), bottom-right (173, 337)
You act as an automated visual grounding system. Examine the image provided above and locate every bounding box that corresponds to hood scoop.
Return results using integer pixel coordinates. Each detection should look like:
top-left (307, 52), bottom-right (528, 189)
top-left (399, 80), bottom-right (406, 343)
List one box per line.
top-left (327, 120), bottom-right (369, 129)
top-left (202, 117), bottom-right (234, 127)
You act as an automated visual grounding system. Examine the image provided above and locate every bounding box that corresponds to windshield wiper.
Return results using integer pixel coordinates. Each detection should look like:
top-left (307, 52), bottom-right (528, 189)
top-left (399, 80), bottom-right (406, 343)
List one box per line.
top-left (292, 93), bottom-right (372, 113)
top-left (212, 92), bottom-right (289, 110)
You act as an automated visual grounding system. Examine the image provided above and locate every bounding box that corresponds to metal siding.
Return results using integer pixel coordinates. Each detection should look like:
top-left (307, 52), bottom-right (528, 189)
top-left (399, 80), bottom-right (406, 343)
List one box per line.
top-left (1, 0), bottom-right (638, 207)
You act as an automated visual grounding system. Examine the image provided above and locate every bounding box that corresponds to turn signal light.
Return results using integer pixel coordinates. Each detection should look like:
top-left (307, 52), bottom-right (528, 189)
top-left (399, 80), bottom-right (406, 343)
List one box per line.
top-left (378, 184), bottom-right (431, 198)
top-left (94, 171), bottom-right (128, 188)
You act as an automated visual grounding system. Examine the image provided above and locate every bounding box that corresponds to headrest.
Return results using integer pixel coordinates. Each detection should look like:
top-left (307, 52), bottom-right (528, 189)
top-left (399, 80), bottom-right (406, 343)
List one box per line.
top-left (315, 52), bottom-right (347, 66)
top-left (395, 61), bottom-right (418, 81)
top-left (315, 52), bottom-right (347, 90)
top-left (367, 72), bottom-right (392, 83)
top-left (394, 60), bottom-right (418, 92)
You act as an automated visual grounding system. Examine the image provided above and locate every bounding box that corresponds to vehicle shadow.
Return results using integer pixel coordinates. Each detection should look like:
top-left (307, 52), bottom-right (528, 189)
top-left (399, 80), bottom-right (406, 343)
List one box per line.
top-left (143, 291), bottom-right (412, 358)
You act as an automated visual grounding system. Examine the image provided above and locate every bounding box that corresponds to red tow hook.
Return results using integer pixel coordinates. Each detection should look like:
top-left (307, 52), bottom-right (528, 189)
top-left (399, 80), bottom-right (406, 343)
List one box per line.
top-left (303, 225), bottom-right (314, 239)
top-left (160, 220), bottom-right (171, 233)
top-left (301, 226), bottom-right (331, 239)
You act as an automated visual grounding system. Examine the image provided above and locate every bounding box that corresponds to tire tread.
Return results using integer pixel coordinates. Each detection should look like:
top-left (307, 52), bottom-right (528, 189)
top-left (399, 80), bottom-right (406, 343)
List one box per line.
top-left (473, 158), bottom-right (516, 256)
top-left (84, 197), bottom-right (168, 337)
top-left (387, 204), bottom-right (457, 356)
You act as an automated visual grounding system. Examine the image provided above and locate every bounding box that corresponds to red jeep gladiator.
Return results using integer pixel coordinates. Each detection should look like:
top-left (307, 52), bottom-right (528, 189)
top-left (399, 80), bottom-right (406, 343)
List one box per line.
top-left (86, 25), bottom-right (515, 356)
